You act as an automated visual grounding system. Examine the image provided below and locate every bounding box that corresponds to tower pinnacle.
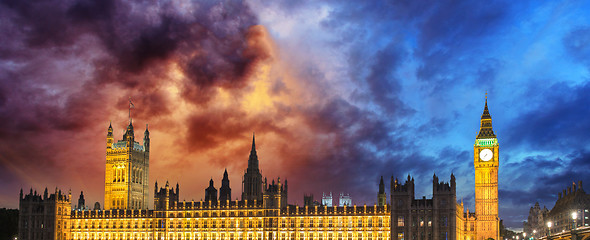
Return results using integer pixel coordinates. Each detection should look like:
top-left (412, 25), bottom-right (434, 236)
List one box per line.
top-left (248, 133), bottom-right (259, 170)
top-left (251, 133), bottom-right (256, 153)
top-left (476, 94), bottom-right (496, 139)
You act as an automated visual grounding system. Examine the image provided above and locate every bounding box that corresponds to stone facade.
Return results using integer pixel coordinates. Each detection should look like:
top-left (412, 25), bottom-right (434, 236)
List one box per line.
top-left (18, 188), bottom-right (71, 240)
top-left (104, 121), bottom-right (150, 210)
top-left (390, 174), bottom-right (457, 240)
top-left (546, 181), bottom-right (590, 235)
top-left (523, 202), bottom-right (548, 238)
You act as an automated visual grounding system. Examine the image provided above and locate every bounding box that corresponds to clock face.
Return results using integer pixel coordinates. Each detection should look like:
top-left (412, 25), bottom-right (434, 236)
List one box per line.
top-left (479, 149), bottom-right (493, 161)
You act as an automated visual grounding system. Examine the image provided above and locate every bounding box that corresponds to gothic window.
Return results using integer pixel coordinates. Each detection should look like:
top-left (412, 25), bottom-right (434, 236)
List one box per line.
top-left (122, 168), bottom-right (125, 182)
top-left (398, 216), bottom-right (405, 226)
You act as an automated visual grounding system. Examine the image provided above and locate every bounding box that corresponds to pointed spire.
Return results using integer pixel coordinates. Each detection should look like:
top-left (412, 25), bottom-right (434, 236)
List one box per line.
top-left (378, 176), bottom-right (385, 194)
top-left (477, 93), bottom-right (496, 139)
top-left (481, 93), bottom-right (491, 120)
top-left (107, 122), bottom-right (113, 135)
top-left (247, 133), bottom-right (259, 170)
top-left (223, 168), bottom-right (229, 179)
top-left (251, 132), bottom-right (256, 153)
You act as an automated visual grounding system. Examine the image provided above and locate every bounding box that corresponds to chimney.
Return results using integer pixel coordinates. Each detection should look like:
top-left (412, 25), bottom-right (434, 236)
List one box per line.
top-left (573, 182), bottom-right (577, 192)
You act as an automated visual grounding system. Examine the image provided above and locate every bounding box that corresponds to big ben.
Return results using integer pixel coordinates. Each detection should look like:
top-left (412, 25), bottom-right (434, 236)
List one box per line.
top-left (474, 96), bottom-right (499, 240)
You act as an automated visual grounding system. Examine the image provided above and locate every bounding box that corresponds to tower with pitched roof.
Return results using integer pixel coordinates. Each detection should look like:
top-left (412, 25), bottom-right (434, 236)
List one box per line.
top-left (104, 118), bottom-right (150, 210)
top-left (219, 169), bottom-right (232, 203)
top-left (242, 134), bottom-right (263, 202)
top-left (474, 95), bottom-right (500, 240)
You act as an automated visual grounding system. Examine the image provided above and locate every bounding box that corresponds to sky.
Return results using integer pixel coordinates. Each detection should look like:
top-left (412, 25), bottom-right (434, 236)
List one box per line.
top-left (0, 0), bottom-right (589, 229)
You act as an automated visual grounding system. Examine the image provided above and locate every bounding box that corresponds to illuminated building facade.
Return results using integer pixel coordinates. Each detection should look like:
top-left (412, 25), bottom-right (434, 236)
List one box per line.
top-left (522, 202), bottom-right (548, 239)
top-left (545, 181), bottom-right (590, 235)
top-left (339, 193), bottom-right (352, 207)
top-left (456, 97), bottom-right (500, 240)
top-left (389, 174), bottom-right (457, 240)
top-left (105, 121), bottom-right (150, 210)
top-left (63, 201), bottom-right (390, 240)
top-left (456, 201), bottom-right (477, 240)
top-left (17, 99), bottom-right (501, 240)
top-left (322, 193), bottom-right (334, 207)
top-left (19, 126), bottom-right (391, 240)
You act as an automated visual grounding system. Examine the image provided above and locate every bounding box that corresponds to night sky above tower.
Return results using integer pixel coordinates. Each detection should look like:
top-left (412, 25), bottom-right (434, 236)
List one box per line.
top-left (0, 0), bottom-right (589, 229)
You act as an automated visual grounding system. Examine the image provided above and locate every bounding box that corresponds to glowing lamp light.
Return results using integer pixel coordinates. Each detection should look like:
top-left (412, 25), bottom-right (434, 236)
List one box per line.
top-left (572, 212), bottom-right (577, 220)
top-left (547, 221), bottom-right (552, 228)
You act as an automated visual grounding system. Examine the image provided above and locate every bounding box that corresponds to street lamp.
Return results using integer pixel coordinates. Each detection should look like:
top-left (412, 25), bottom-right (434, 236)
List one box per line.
top-left (523, 232), bottom-right (527, 240)
top-left (547, 221), bottom-right (552, 237)
top-left (533, 230), bottom-right (536, 240)
top-left (572, 211), bottom-right (577, 230)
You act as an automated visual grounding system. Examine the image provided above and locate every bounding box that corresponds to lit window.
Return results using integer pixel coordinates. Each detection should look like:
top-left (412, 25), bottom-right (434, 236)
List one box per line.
top-left (398, 216), bottom-right (404, 227)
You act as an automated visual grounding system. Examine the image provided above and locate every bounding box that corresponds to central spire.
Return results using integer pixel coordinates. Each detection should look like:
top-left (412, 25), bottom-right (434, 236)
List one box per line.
top-left (248, 133), bottom-right (259, 170)
top-left (251, 133), bottom-right (256, 154)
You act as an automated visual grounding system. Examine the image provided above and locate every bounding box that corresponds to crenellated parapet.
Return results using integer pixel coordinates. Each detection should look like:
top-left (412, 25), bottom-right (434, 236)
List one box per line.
top-left (391, 174), bottom-right (415, 193)
top-left (154, 181), bottom-right (179, 211)
top-left (18, 188), bottom-right (71, 240)
top-left (264, 177), bottom-right (288, 209)
top-left (433, 173), bottom-right (456, 194)
top-left (390, 173), bottom-right (457, 240)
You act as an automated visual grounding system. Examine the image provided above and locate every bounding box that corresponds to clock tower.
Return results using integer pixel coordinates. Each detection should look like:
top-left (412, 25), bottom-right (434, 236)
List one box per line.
top-left (474, 96), bottom-right (499, 240)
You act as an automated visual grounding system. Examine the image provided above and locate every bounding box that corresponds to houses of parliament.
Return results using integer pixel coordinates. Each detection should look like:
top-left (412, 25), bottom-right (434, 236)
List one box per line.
top-left (18, 98), bottom-right (499, 240)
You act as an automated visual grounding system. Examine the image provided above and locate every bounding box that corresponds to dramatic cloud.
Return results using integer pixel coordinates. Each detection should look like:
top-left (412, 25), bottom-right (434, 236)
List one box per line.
top-left (1, 0), bottom-right (589, 230)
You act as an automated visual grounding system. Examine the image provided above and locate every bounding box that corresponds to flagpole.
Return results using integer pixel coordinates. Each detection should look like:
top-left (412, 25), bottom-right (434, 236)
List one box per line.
top-left (129, 97), bottom-right (134, 124)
